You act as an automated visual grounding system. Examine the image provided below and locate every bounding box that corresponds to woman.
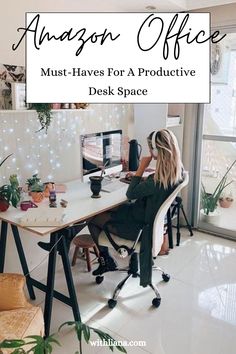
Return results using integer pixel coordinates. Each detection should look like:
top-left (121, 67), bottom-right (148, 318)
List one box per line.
top-left (88, 129), bottom-right (184, 278)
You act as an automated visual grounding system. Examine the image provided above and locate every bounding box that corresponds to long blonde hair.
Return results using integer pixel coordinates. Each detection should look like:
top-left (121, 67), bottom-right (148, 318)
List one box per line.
top-left (148, 129), bottom-right (183, 189)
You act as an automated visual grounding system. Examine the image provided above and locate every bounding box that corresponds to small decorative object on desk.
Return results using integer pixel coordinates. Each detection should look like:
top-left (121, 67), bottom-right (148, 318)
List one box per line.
top-left (49, 183), bottom-right (57, 207)
top-left (60, 199), bottom-right (68, 208)
top-left (20, 200), bottom-right (38, 211)
top-left (89, 176), bottom-right (103, 198)
top-left (44, 182), bottom-right (52, 197)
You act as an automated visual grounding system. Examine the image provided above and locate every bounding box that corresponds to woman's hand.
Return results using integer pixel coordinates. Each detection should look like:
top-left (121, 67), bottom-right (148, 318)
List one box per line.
top-left (135, 156), bottom-right (152, 177)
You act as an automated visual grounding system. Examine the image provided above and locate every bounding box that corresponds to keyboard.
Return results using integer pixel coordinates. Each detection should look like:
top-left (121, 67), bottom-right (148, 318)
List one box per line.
top-left (101, 179), bottom-right (125, 192)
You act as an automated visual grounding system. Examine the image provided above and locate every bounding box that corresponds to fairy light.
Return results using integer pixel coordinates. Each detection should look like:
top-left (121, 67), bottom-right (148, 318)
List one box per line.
top-left (0, 105), bottom-right (127, 185)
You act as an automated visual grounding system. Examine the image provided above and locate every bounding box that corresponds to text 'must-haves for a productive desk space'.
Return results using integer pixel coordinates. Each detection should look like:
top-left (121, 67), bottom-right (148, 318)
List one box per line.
top-left (0, 180), bottom-right (128, 337)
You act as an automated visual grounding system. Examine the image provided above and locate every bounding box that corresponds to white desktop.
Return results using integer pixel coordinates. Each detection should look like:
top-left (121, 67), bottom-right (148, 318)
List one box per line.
top-left (80, 130), bottom-right (124, 191)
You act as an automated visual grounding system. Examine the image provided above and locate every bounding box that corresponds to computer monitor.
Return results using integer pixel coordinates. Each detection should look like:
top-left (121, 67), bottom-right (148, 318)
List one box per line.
top-left (81, 129), bottom-right (122, 182)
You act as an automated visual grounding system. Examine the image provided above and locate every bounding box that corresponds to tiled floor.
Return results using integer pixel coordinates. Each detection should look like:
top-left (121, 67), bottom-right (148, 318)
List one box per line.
top-left (32, 229), bottom-right (236, 354)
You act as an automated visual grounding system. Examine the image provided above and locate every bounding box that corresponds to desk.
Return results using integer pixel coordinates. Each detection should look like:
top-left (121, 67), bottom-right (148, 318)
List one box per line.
top-left (0, 180), bottom-right (128, 336)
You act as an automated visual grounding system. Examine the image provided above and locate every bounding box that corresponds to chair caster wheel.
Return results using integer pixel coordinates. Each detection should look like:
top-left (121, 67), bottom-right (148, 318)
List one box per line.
top-left (162, 273), bottom-right (170, 282)
top-left (152, 297), bottom-right (161, 308)
top-left (108, 299), bottom-right (117, 309)
top-left (95, 276), bottom-right (104, 284)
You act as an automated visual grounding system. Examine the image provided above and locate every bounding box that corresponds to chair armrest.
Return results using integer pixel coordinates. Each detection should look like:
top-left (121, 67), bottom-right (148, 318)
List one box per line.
top-left (0, 273), bottom-right (32, 311)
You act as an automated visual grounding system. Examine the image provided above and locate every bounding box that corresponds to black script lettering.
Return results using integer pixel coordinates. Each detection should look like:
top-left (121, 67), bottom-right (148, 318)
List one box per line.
top-left (12, 14), bottom-right (120, 56)
top-left (12, 14), bottom-right (41, 51)
top-left (137, 13), bottom-right (226, 60)
top-left (137, 14), bottom-right (164, 52)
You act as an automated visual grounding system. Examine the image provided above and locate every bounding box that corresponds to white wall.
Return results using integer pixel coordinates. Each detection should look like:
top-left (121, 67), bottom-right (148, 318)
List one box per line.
top-left (193, 3), bottom-right (236, 27)
top-left (133, 104), bottom-right (167, 156)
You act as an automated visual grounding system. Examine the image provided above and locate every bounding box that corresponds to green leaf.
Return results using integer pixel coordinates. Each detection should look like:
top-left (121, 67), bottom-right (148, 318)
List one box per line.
top-left (75, 322), bottom-right (83, 342)
top-left (81, 324), bottom-right (90, 343)
top-left (46, 338), bottom-right (61, 347)
top-left (0, 154), bottom-right (13, 167)
top-left (116, 346), bottom-right (127, 353)
top-left (0, 339), bottom-right (25, 349)
top-left (11, 349), bottom-right (26, 354)
top-left (59, 321), bottom-right (75, 331)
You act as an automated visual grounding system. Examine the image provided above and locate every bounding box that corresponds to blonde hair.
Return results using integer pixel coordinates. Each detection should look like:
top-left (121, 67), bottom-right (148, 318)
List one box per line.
top-left (148, 129), bottom-right (183, 189)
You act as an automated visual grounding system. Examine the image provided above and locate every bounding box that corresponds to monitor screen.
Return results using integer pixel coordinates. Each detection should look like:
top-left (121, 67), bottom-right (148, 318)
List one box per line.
top-left (81, 130), bottom-right (122, 177)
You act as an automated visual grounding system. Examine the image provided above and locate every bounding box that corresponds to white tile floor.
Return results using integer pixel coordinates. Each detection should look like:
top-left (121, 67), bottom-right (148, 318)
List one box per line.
top-left (32, 229), bottom-right (236, 354)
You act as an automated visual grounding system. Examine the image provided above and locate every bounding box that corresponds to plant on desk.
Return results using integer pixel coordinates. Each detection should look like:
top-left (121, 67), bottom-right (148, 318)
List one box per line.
top-left (0, 321), bottom-right (127, 354)
top-left (30, 181), bottom-right (45, 203)
top-left (0, 174), bottom-right (21, 212)
top-left (26, 174), bottom-right (41, 193)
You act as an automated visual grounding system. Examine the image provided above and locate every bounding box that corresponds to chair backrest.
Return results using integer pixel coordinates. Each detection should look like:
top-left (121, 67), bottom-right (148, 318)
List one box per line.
top-left (152, 171), bottom-right (189, 257)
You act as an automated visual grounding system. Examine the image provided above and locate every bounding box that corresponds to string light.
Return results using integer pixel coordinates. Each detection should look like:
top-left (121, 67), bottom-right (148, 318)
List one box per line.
top-left (0, 105), bottom-right (130, 185)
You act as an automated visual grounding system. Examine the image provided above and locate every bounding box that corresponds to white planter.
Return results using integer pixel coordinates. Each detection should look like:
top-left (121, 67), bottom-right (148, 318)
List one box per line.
top-left (200, 209), bottom-right (220, 224)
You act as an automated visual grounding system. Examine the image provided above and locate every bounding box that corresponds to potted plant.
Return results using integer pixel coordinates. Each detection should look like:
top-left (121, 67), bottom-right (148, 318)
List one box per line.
top-left (219, 191), bottom-right (234, 208)
top-left (201, 159), bottom-right (236, 222)
top-left (30, 181), bottom-right (45, 203)
top-left (26, 174), bottom-right (41, 193)
top-left (29, 103), bottom-right (53, 133)
top-left (0, 320), bottom-right (126, 354)
top-left (0, 174), bottom-right (21, 211)
top-left (0, 154), bottom-right (14, 211)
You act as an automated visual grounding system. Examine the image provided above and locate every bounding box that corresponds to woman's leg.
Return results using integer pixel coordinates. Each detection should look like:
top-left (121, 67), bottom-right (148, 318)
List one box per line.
top-left (88, 211), bottom-right (118, 275)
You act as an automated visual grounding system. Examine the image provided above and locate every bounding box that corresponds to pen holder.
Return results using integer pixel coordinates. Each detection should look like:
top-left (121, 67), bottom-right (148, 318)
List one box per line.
top-left (89, 176), bottom-right (103, 198)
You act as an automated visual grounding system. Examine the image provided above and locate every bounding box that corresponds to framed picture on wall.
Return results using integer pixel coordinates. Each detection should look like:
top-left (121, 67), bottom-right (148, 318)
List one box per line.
top-left (11, 82), bottom-right (26, 109)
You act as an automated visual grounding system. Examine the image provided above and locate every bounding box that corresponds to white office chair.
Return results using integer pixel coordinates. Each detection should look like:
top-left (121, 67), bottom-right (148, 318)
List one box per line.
top-left (96, 172), bottom-right (189, 309)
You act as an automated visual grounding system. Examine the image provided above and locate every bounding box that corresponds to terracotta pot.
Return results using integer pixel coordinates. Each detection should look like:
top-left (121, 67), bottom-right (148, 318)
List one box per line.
top-left (31, 192), bottom-right (44, 203)
top-left (219, 197), bottom-right (234, 208)
top-left (0, 197), bottom-right (10, 212)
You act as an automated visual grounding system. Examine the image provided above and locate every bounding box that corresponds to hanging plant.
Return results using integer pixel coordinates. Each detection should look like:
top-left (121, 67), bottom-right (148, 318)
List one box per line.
top-left (29, 103), bottom-right (52, 133)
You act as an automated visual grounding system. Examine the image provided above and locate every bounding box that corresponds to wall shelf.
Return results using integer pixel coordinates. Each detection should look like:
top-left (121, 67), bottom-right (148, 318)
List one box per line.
top-left (0, 109), bottom-right (93, 114)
